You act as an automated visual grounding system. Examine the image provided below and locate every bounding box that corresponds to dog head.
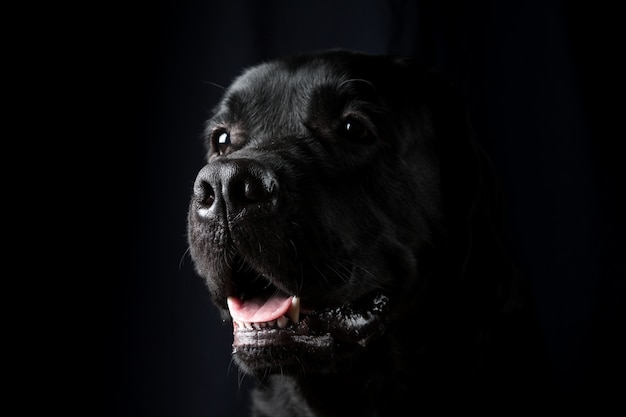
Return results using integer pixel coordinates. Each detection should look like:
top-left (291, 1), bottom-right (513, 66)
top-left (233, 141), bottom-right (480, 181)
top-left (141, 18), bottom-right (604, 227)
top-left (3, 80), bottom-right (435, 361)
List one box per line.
top-left (187, 50), bottom-right (510, 378)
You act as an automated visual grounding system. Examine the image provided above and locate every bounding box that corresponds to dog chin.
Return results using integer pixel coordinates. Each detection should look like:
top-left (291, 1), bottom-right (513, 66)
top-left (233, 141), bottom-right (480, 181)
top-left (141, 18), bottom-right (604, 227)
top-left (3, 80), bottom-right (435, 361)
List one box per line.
top-left (230, 293), bottom-right (389, 376)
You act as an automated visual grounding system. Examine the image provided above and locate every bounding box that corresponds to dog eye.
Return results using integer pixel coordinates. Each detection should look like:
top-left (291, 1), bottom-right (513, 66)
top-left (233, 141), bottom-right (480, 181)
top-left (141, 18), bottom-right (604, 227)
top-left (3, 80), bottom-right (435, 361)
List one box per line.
top-left (338, 118), bottom-right (374, 144)
top-left (215, 131), bottom-right (231, 155)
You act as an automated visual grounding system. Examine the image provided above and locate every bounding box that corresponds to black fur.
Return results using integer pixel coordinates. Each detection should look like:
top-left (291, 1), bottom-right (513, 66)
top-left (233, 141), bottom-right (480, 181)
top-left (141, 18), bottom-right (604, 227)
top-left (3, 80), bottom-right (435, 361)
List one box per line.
top-left (187, 50), bottom-right (554, 416)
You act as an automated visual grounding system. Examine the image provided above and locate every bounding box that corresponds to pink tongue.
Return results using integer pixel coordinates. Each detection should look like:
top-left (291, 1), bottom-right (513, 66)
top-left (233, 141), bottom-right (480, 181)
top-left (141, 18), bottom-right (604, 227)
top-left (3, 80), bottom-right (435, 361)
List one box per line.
top-left (227, 295), bottom-right (292, 323)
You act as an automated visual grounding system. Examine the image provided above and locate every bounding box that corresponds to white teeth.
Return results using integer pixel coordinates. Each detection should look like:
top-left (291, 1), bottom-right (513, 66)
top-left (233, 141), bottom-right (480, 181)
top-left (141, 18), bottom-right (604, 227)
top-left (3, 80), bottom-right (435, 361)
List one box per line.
top-left (232, 296), bottom-right (301, 330)
top-left (276, 315), bottom-right (288, 328)
top-left (287, 296), bottom-right (300, 324)
top-left (234, 315), bottom-right (291, 330)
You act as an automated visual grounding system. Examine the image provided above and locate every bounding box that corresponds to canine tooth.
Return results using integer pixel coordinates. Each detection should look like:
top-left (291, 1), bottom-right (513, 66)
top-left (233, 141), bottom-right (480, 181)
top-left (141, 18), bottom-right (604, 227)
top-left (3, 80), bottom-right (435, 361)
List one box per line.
top-left (252, 323), bottom-right (261, 329)
top-left (267, 320), bottom-right (276, 327)
top-left (277, 315), bottom-right (288, 328)
top-left (287, 296), bottom-right (300, 324)
top-left (244, 322), bottom-right (252, 329)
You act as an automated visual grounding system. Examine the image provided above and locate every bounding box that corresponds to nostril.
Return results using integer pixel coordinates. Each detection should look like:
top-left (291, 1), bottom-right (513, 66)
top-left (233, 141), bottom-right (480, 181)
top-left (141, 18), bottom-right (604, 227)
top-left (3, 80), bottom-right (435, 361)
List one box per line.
top-left (194, 178), bottom-right (217, 217)
top-left (228, 177), bottom-right (273, 207)
top-left (199, 181), bottom-right (216, 208)
top-left (222, 168), bottom-right (278, 215)
top-left (243, 177), bottom-right (274, 202)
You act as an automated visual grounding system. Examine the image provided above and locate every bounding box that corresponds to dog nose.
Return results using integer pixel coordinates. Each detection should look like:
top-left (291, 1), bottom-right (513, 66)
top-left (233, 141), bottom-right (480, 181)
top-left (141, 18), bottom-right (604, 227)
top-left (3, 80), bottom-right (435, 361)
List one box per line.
top-left (192, 159), bottom-right (278, 219)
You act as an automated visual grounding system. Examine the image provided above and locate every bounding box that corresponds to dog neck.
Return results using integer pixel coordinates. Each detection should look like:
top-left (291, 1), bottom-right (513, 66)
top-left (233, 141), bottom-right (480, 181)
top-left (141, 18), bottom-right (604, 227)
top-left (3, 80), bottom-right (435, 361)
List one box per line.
top-left (247, 299), bottom-right (551, 417)
top-left (248, 334), bottom-right (430, 417)
top-left (250, 366), bottom-right (401, 417)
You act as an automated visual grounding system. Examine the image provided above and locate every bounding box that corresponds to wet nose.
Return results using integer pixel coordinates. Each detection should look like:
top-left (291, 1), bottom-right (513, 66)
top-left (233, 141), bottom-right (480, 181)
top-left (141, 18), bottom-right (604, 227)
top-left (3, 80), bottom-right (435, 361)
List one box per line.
top-left (192, 159), bottom-right (278, 219)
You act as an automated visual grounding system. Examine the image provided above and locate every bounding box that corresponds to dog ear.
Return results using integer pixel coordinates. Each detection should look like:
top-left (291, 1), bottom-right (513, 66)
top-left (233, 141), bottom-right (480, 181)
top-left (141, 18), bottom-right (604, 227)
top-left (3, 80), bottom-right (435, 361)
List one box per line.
top-left (421, 72), bottom-right (522, 314)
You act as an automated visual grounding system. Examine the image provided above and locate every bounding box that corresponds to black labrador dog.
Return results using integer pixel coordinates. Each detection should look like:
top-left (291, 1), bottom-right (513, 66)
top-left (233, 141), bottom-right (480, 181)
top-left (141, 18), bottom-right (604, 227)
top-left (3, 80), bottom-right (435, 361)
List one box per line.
top-left (187, 50), bottom-right (554, 416)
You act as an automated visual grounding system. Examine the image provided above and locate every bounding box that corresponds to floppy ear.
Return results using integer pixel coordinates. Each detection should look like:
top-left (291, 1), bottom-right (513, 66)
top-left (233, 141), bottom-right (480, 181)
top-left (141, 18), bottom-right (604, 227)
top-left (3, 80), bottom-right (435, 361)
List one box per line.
top-left (423, 73), bottom-right (521, 314)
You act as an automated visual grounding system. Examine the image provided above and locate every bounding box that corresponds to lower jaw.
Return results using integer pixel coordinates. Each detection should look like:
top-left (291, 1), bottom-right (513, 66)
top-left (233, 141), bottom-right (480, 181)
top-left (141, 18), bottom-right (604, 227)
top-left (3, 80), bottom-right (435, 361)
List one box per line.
top-left (233, 330), bottom-right (381, 376)
top-left (231, 294), bottom-right (389, 375)
top-left (233, 329), bottom-right (337, 375)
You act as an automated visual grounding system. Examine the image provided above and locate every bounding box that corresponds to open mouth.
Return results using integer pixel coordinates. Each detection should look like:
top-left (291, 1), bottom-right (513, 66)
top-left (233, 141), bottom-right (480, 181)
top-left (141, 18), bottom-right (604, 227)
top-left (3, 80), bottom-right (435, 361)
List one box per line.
top-left (225, 256), bottom-right (390, 374)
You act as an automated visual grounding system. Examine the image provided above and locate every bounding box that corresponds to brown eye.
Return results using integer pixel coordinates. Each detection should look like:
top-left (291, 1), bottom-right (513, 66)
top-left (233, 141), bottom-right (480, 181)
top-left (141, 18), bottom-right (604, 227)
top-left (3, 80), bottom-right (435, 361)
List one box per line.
top-left (215, 131), bottom-right (231, 155)
top-left (338, 118), bottom-right (374, 144)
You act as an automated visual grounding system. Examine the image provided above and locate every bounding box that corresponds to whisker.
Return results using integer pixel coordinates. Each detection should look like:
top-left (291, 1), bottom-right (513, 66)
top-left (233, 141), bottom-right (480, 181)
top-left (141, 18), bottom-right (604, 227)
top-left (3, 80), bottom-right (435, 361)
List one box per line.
top-left (202, 80), bottom-right (226, 90)
top-left (351, 262), bottom-right (376, 279)
top-left (178, 246), bottom-right (192, 270)
top-left (338, 77), bottom-right (377, 92)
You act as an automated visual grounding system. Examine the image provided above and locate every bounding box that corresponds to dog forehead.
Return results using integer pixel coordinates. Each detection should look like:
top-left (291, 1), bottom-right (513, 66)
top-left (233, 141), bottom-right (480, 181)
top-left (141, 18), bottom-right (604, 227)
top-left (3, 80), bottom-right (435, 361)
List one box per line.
top-left (222, 59), bottom-right (350, 118)
top-left (234, 58), bottom-right (345, 91)
top-left (209, 51), bottom-right (427, 139)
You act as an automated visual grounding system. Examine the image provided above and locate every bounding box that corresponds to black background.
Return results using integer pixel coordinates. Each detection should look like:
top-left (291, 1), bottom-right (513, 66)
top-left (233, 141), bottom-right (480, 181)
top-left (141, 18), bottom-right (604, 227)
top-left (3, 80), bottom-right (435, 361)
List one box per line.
top-left (99, 1), bottom-right (624, 415)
